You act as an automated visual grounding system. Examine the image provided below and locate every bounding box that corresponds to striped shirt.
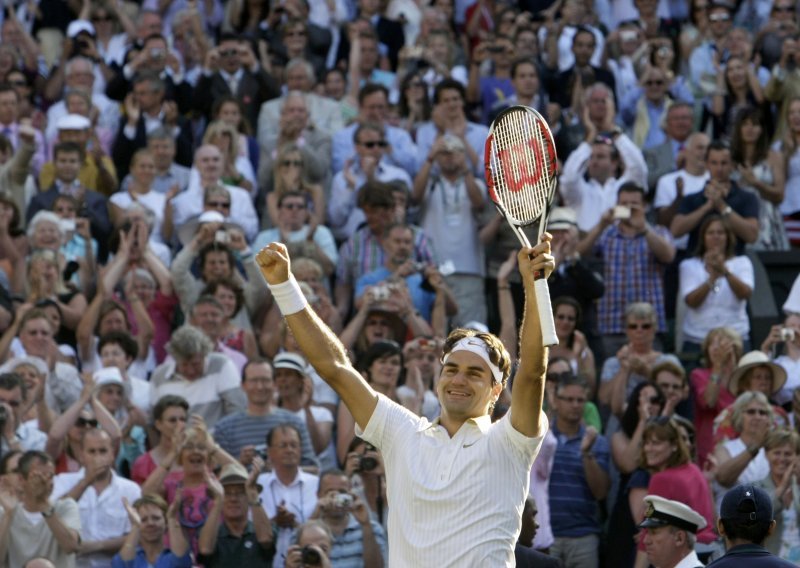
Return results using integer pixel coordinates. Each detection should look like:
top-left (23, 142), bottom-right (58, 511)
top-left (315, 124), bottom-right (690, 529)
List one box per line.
top-left (328, 514), bottom-right (388, 568)
top-left (335, 226), bottom-right (435, 287)
top-left (357, 394), bottom-right (546, 567)
top-left (548, 423), bottom-right (610, 537)
top-left (213, 409), bottom-right (319, 467)
top-left (595, 224), bottom-right (670, 334)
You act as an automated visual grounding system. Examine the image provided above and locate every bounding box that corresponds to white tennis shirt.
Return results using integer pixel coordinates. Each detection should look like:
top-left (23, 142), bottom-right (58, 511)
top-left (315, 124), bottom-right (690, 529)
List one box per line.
top-left (357, 394), bottom-right (547, 567)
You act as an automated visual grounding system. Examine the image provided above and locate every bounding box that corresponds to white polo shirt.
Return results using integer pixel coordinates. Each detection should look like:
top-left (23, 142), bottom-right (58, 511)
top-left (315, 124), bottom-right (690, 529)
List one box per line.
top-left (356, 394), bottom-right (547, 567)
top-left (52, 469), bottom-right (141, 568)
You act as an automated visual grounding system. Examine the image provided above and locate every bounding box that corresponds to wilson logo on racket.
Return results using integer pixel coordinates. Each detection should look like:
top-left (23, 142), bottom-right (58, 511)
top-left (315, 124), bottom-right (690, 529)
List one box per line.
top-left (495, 140), bottom-right (557, 193)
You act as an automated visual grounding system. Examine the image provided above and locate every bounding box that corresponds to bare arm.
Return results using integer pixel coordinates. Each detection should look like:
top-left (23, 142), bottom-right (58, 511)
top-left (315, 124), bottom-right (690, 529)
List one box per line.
top-left (671, 199), bottom-right (714, 238)
top-left (611, 422), bottom-right (646, 474)
top-left (510, 237), bottom-right (555, 437)
top-left (257, 244), bottom-right (378, 431)
top-left (713, 445), bottom-right (755, 488)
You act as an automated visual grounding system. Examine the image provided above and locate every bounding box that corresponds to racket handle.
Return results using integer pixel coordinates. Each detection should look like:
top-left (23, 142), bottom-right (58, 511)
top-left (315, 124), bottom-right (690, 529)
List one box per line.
top-left (534, 278), bottom-right (558, 347)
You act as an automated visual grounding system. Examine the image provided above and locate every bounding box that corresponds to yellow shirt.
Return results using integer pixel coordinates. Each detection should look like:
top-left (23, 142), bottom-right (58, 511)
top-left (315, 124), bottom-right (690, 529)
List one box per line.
top-left (38, 156), bottom-right (118, 196)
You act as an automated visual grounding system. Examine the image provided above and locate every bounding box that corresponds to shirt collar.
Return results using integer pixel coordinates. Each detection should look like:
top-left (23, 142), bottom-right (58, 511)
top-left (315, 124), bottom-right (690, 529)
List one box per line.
top-left (424, 414), bottom-right (492, 433)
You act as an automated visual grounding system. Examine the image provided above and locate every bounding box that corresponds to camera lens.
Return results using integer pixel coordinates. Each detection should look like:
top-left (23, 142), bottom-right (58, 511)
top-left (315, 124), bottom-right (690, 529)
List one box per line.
top-left (360, 456), bottom-right (378, 471)
top-left (301, 546), bottom-right (322, 565)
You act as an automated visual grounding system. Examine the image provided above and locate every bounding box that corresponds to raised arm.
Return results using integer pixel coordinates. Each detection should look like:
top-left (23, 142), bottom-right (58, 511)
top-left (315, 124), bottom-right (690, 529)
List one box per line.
top-left (256, 243), bottom-right (378, 430)
top-left (510, 234), bottom-right (555, 438)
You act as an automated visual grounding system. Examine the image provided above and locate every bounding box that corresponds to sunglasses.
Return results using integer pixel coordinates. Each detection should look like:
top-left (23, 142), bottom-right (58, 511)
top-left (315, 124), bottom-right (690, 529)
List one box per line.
top-left (280, 159), bottom-right (303, 167)
top-left (627, 322), bottom-right (654, 330)
top-left (0, 399), bottom-right (20, 408)
top-left (556, 395), bottom-right (586, 404)
top-left (744, 408), bottom-right (769, 416)
top-left (76, 417), bottom-right (99, 428)
top-left (774, 5), bottom-right (795, 11)
top-left (206, 201), bottom-right (231, 209)
top-left (546, 371), bottom-right (572, 383)
top-left (8, 80), bottom-right (28, 88)
top-left (645, 79), bottom-right (665, 86)
top-left (359, 140), bottom-right (389, 149)
top-left (281, 203), bottom-right (306, 210)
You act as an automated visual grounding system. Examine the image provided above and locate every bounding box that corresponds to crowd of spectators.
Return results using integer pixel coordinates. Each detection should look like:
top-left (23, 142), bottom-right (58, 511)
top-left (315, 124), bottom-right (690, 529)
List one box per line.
top-left (0, 0), bottom-right (800, 566)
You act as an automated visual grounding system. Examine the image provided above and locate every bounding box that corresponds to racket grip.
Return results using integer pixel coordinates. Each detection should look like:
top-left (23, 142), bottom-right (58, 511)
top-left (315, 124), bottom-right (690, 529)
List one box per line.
top-left (534, 278), bottom-right (558, 347)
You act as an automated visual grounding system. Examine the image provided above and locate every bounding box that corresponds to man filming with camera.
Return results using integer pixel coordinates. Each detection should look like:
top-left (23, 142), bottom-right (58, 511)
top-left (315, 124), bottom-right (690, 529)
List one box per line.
top-left (285, 521), bottom-right (334, 568)
top-left (309, 470), bottom-right (386, 567)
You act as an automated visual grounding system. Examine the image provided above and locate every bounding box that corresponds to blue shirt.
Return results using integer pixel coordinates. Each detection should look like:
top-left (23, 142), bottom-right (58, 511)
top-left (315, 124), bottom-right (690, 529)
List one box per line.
top-left (548, 423), bottom-right (610, 537)
top-left (331, 123), bottom-right (418, 176)
top-left (111, 547), bottom-right (192, 568)
top-left (356, 266), bottom-right (436, 321)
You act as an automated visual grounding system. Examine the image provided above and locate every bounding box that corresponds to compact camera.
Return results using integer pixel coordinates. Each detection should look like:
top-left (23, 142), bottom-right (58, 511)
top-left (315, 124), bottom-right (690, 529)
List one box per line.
top-left (781, 328), bottom-right (796, 342)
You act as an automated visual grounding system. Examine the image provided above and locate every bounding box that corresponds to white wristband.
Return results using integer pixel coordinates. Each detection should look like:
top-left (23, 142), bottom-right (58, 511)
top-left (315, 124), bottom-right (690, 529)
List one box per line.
top-left (268, 276), bottom-right (308, 316)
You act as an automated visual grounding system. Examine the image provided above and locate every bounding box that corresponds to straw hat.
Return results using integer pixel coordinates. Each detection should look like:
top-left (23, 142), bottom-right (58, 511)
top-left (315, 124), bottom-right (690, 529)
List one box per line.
top-left (729, 351), bottom-right (787, 395)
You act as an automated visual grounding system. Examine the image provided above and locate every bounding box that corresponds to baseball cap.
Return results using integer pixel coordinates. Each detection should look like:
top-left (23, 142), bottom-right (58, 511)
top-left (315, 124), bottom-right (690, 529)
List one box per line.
top-left (273, 352), bottom-right (307, 375)
top-left (56, 114), bottom-right (92, 131)
top-left (93, 367), bottom-right (124, 387)
top-left (67, 20), bottom-right (96, 38)
top-left (639, 495), bottom-right (707, 533)
top-left (547, 207), bottom-right (578, 231)
top-left (719, 484), bottom-right (773, 524)
top-left (219, 462), bottom-right (249, 485)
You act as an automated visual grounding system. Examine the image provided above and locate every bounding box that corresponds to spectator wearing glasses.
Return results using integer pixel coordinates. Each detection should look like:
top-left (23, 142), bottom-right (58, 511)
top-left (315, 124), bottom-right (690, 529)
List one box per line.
top-left (0, 372), bottom-right (46, 453)
top-left (328, 123), bottom-right (412, 242)
top-left (193, 33), bottom-right (279, 129)
top-left (265, 144), bottom-right (325, 235)
top-left (257, 424), bottom-right (319, 568)
top-left (169, 145), bottom-right (259, 243)
top-left (712, 392), bottom-right (774, 507)
top-left (548, 373), bottom-right (611, 568)
top-left (331, 84), bottom-right (418, 176)
top-left (255, 191), bottom-right (337, 277)
top-left (619, 65), bottom-right (684, 151)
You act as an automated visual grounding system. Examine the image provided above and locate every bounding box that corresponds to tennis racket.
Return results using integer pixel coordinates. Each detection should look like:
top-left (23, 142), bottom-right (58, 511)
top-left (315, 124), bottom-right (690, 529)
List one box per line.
top-left (484, 105), bottom-right (559, 346)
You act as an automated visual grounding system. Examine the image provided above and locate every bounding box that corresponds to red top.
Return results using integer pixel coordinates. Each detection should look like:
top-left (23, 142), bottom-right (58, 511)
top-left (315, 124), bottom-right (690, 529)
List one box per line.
top-left (691, 367), bottom-right (735, 468)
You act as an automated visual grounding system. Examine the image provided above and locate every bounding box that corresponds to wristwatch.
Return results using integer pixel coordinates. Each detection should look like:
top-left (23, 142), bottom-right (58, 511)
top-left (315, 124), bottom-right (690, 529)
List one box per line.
top-left (42, 505), bottom-right (55, 518)
top-left (721, 205), bottom-right (732, 217)
top-left (249, 497), bottom-right (262, 507)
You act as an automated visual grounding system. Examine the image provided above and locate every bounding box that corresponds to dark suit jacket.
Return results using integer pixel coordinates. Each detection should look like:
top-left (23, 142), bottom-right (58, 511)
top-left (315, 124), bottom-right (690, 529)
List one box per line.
top-left (105, 65), bottom-right (194, 115)
top-left (193, 68), bottom-right (280, 128)
top-left (335, 16), bottom-right (406, 71)
top-left (515, 544), bottom-right (562, 568)
top-left (111, 115), bottom-right (194, 180)
top-left (548, 65), bottom-right (616, 109)
top-left (26, 185), bottom-right (112, 260)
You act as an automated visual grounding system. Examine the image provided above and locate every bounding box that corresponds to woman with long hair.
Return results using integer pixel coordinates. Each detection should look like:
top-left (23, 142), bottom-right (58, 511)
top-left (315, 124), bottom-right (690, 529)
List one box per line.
top-left (631, 417), bottom-right (717, 567)
top-left (608, 383), bottom-right (666, 568)
top-left (709, 56), bottom-right (767, 139)
top-left (211, 95), bottom-right (259, 172)
top-left (203, 120), bottom-right (257, 196)
top-left (550, 296), bottom-right (597, 395)
top-left (679, 215), bottom-right (754, 351)
top-left (396, 71), bottom-right (432, 139)
top-left (730, 106), bottom-right (788, 250)
top-left (690, 326), bottom-right (744, 467)
top-left (266, 144), bottom-right (325, 233)
top-left (776, 97), bottom-right (800, 246)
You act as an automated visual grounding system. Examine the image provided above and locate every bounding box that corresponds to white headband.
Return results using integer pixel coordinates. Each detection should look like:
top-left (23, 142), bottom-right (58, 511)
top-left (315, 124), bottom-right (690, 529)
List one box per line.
top-left (442, 337), bottom-right (503, 384)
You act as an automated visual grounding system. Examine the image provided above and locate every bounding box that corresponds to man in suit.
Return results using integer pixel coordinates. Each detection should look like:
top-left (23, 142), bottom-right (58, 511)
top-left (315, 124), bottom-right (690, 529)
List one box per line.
top-left (111, 72), bottom-right (193, 180)
top-left (644, 102), bottom-right (696, 195)
top-left (193, 33), bottom-right (280, 129)
top-left (257, 59), bottom-right (344, 141)
top-left (515, 495), bottom-right (562, 567)
top-left (548, 27), bottom-right (616, 110)
top-left (26, 142), bottom-right (112, 257)
top-left (105, 33), bottom-right (193, 114)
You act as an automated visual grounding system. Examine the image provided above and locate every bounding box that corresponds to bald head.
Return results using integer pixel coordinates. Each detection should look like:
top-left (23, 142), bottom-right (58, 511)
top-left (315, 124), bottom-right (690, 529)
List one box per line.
top-left (684, 132), bottom-right (710, 173)
top-left (24, 559), bottom-right (56, 568)
top-left (194, 144), bottom-right (224, 182)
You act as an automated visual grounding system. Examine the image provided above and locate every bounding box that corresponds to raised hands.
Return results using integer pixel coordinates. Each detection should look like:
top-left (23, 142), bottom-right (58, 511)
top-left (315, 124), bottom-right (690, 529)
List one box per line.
top-left (255, 243), bottom-right (292, 285)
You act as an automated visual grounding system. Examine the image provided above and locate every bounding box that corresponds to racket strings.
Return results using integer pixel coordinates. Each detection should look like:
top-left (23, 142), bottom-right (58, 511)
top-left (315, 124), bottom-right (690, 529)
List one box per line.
top-left (489, 110), bottom-right (555, 224)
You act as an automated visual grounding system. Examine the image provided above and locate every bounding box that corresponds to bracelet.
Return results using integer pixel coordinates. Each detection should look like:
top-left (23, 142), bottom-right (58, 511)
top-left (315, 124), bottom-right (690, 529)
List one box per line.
top-left (42, 505), bottom-right (55, 518)
top-left (747, 444), bottom-right (760, 457)
top-left (267, 276), bottom-right (309, 316)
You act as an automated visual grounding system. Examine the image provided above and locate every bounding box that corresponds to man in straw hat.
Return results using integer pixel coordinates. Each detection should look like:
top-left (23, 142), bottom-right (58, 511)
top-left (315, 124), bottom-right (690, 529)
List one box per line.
top-left (639, 494), bottom-right (707, 568)
top-left (256, 234), bottom-right (554, 566)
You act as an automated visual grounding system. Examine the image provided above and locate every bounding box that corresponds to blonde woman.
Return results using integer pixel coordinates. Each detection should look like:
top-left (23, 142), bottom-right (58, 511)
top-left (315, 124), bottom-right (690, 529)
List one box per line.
top-left (202, 120), bottom-right (257, 196)
top-left (267, 144), bottom-right (325, 234)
